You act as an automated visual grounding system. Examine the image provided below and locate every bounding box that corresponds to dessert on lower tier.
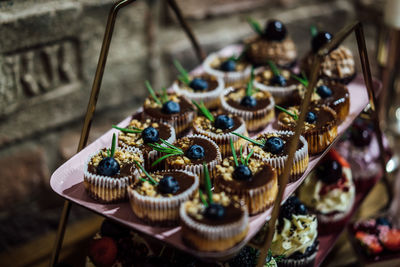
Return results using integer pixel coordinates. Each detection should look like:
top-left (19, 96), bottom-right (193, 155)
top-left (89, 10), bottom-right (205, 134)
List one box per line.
top-left (141, 81), bottom-right (196, 138)
top-left (203, 52), bottom-right (251, 86)
top-left (220, 83), bottom-right (275, 132)
top-left (298, 149), bottom-right (355, 234)
top-left (214, 142), bottom-right (278, 215)
top-left (271, 196), bottom-right (319, 267)
top-left (235, 131), bottom-right (309, 182)
top-left (128, 168), bottom-right (199, 226)
top-left (192, 101), bottom-right (247, 157)
top-left (114, 119), bottom-right (176, 170)
top-left (83, 134), bottom-right (144, 203)
top-left (245, 19), bottom-right (297, 68)
top-left (179, 191), bottom-right (249, 252)
top-left (277, 104), bottom-right (337, 154)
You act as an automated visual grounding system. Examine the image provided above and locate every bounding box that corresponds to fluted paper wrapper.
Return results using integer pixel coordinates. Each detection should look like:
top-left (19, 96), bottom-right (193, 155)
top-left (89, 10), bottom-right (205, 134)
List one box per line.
top-left (83, 147), bottom-right (143, 203)
top-left (220, 87), bottom-right (275, 132)
top-left (179, 202), bottom-right (249, 252)
top-left (192, 117), bottom-right (247, 157)
top-left (278, 247), bottom-right (318, 267)
top-left (127, 170), bottom-right (199, 226)
top-left (203, 53), bottom-right (251, 86)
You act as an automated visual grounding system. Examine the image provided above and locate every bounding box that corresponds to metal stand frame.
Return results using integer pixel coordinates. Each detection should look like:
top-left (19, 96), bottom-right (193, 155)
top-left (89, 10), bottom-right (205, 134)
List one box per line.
top-left (49, 1), bottom-right (387, 265)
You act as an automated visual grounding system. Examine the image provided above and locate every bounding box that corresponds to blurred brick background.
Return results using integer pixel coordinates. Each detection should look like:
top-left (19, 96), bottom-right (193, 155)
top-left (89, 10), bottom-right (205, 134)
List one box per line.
top-left (0, 0), bottom-right (384, 264)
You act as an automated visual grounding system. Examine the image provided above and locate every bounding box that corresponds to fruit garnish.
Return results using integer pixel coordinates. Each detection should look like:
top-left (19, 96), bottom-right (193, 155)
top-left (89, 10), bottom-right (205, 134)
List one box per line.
top-left (264, 136), bottom-right (284, 154)
top-left (379, 228), bottom-right (400, 251)
top-left (173, 60), bottom-right (209, 91)
top-left (230, 138), bottom-right (253, 181)
top-left (214, 114), bottom-right (234, 130)
top-left (88, 237), bottom-right (118, 267)
top-left (305, 111), bottom-right (317, 124)
top-left (146, 80), bottom-right (179, 113)
top-left (312, 31), bottom-right (333, 53)
top-left (189, 77), bottom-right (208, 91)
top-left (317, 159), bottom-right (342, 184)
top-left (229, 246), bottom-right (260, 267)
top-left (240, 95), bottom-right (257, 107)
top-left (148, 139), bottom-right (184, 166)
top-left (134, 160), bottom-right (158, 185)
top-left (204, 202), bottom-right (226, 220)
top-left (376, 217), bottom-right (392, 227)
top-left (220, 59), bottom-right (236, 72)
top-left (162, 100), bottom-right (180, 114)
top-left (192, 100), bottom-right (214, 122)
top-left (351, 127), bottom-right (372, 147)
top-left (186, 144), bottom-right (205, 160)
top-left (97, 133), bottom-right (120, 176)
top-left (280, 196), bottom-right (307, 221)
top-left (141, 127), bottom-right (160, 143)
top-left (268, 60), bottom-right (287, 86)
top-left (264, 19), bottom-right (287, 41)
top-left (158, 175), bottom-right (180, 194)
top-left (355, 231), bottom-right (383, 255)
top-left (316, 85), bottom-right (333, 98)
top-left (275, 105), bottom-right (299, 120)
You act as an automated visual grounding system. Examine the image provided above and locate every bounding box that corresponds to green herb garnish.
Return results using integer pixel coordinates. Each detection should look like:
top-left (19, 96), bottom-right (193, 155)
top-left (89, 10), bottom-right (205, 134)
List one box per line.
top-left (192, 100), bottom-right (215, 122)
top-left (239, 144), bottom-right (245, 165)
top-left (203, 162), bottom-right (213, 204)
top-left (199, 189), bottom-right (208, 207)
top-left (134, 160), bottom-right (158, 185)
top-left (230, 138), bottom-right (239, 167)
top-left (246, 66), bottom-right (256, 97)
top-left (267, 60), bottom-right (280, 76)
top-left (291, 73), bottom-right (309, 87)
top-left (112, 125), bottom-right (142, 134)
top-left (310, 25), bottom-right (318, 37)
top-left (245, 149), bottom-right (254, 166)
top-left (148, 139), bottom-right (184, 166)
top-left (275, 105), bottom-right (299, 120)
top-left (145, 80), bottom-right (162, 105)
top-left (173, 60), bottom-right (190, 85)
top-left (247, 17), bottom-right (263, 36)
top-left (161, 87), bottom-right (169, 103)
top-left (232, 132), bottom-right (265, 147)
top-left (110, 133), bottom-right (116, 157)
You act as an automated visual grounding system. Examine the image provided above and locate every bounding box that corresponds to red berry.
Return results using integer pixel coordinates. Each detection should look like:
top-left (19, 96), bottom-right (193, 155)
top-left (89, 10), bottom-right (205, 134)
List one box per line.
top-left (379, 228), bottom-right (400, 251)
top-left (89, 237), bottom-right (118, 267)
top-left (355, 231), bottom-right (383, 255)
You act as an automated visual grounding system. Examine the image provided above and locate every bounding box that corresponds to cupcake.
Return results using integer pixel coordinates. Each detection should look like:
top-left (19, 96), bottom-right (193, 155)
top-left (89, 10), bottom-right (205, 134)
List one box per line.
top-left (141, 81), bottom-right (196, 138)
top-left (214, 142), bottom-right (278, 215)
top-left (203, 52), bottom-right (252, 86)
top-left (271, 196), bottom-right (319, 267)
top-left (220, 78), bottom-right (275, 132)
top-left (234, 131), bottom-right (309, 183)
top-left (127, 166), bottom-right (199, 226)
top-left (151, 135), bottom-right (222, 185)
top-left (301, 29), bottom-right (356, 84)
top-left (253, 61), bottom-right (304, 106)
top-left (180, 164), bottom-right (249, 252)
top-left (228, 246), bottom-right (279, 267)
top-left (83, 134), bottom-right (144, 203)
top-left (245, 19), bottom-right (297, 68)
top-left (277, 104), bottom-right (337, 154)
top-left (172, 60), bottom-right (225, 110)
top-left (113, 119), bottom-right (176, 170)
top-left (298, 149), bottom-right (355, 234)
top-left (192, 101), bottom-right (247, 157)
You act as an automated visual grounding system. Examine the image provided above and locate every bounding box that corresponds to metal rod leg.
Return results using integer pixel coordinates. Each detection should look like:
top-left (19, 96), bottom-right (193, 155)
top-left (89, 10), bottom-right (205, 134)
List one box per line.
top-left (49, 201), bottom-right (71, 266)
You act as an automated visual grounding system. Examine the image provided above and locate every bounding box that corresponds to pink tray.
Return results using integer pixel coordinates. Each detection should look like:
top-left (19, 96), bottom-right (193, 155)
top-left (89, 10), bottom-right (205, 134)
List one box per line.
top-left (50, 46), bottom-right (373, 260)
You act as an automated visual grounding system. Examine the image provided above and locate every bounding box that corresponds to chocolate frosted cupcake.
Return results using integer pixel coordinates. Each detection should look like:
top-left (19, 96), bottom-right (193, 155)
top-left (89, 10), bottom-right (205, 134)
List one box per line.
top-left (245, 19), bottom-right (297, 68)
top-left (128, 168), bottom-right (199, 226)
top-left (220, 81), bottom-right (275, 132)
top-left (271, 196), bottom-right (319, 267)
top-left (301, 29), bottom-right (356, 84)
top-left (277, 105), bottom-right (337, 155)
top-left (235, 131), bottom-right (309, 182)
top-left (203, 52), bottom-right (251, 86)
top-left (214, 144), bottom-right (278, 215)
top-left (113, 119), bottom-right (176, 170)
top-left (83, 134), bottom-right (144, 203)
top-left (141, 81), bottom-right (195, 138)
top-left (192, 101), bottom-right (247, 157)
top-left (172, 60), bottom-right (225, 110)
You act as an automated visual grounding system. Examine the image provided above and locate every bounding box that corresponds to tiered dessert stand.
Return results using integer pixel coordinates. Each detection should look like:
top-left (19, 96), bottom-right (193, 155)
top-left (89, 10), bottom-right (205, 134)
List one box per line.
top-left (49, 0), bottom-right (389, 266)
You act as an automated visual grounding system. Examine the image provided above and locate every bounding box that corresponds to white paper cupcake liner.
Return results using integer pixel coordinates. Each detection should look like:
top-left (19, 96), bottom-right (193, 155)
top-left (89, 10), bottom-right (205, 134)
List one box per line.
top-left (83, 147), bottom-right (144, 203)
top-left (251, 131), bottom-right (309, 183)
top-left (172, 76), bottom-right (225, 110)
top-left (127, 169), bottom-right (199, 226)
top-left (166, 134), bottom-right (222, 185)
top-left (203, 53), bottom-right (252, 86)
top-left (220, 87), bottom-right (275, 132)
top-left (192, 116), bottom-right (247, 157)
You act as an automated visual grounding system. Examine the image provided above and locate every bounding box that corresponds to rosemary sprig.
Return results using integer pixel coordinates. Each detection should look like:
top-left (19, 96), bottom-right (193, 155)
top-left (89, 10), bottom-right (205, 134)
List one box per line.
top-left (267, 60), bottom-right (280, 76)
top-left (245, 149), bottom-right (254, 166)
top-left (192, 100), bottom-right (215, 122)
top-left (203, 162), bottom-right (213, 204)
top-left (275, 105), bottom-right (298, 120)
top-left (148, 139), bottom-right (184, 167)
top-left (107, 149), bottom-right (111, 157)
top-left (310, 25), bottom-right (318, 37)
top-left (173, 60), bottom-right (190, 85)
top-left (230, 138), bottom-right (239, 167)
top-left (199, 189), bottom-right (208, 207)
top-left (246, 66), bottom-right (255, 97)
top-left (232, 132), bottom-right (265, 147)
top-left (161, 87), bottom-right (169, 103)
top-left (239, 144), bottom-right (245, 165)
top-left (134, 160), bottom-right (158, 185)
top-left (291, 73), bottom-right (309, 87)
top-left (145, 80), bottom-right (162, 105)
top-left (110, 133), bottom-right (116, 157)
top-left (247, 17), bottom-right (263, 36)
top-left (112, 125), bottom-right (142, 134)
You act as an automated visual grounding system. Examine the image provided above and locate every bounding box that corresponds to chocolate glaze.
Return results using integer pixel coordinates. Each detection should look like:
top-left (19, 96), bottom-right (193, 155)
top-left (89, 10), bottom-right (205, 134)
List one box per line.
top-left (314, 82), bottom-right (349, 115)
top-left (226, 89), bottom-right (271, 111)
top-left (143, 124), bottom-right (172, 151)
top-left (169, 137), bottom-right (218, 165)
top-left (255, 69), bottom-right (298, 87)
top-left (88, 149), bottom-right (134, 178)
top-left (256, 134), bottom-right (304, 157)
top-left (198, 113), bottom-right (242, 134)
top-left (143, 95), bottom-right (194, 119)
top-left (178, 74), bottom-right (219, 92)
top-left (191, 202), bottom-right (244, 226)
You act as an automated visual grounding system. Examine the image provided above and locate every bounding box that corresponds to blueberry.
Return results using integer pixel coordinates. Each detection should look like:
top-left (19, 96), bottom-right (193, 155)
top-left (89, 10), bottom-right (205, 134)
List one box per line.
top-left (264, 137), bottom-right (284, 154)
top-left (97, 157), bottom-right (120, 176)
top-left (158, 175), bottom-right (180, 194)
top-left (189, 77), bottom-right (208, 91)
top-left (162, 101), bottom-right (180, 114)
top-left (306, 111), bottom-right (317, 124)
top-left (271, 75), bottom-right (287, 86)
top-left (316, 85), bottom-right (333, 98)
top-left (141, 127), bottom-right (159, 143)
top-left (185, 144), bottom-right (205, 160)
top-left (351, 127), bottom-right (372, 147)
top-left (264, 20), bottom-right (287, 41)
top-left (280, 196), bottom-right (297, 220)
top-left (312, 31), bottom-right (333, 53)
top-left (240, 96), bottom-right (257, 108)
top-left (317, 160), bottom-right (342, 184)
top-left (233, 164), bottom-right (253, 181)
top-left (214, 115), bottom-right (234, 130)
top-left (376, 217), bottom-right (392, 227)
top-left (204, 203), bottom-right (225, 220)
top-left (297, 203), bottom-right (308, 215)
top-left (220, 60), bottom-right (236, 72)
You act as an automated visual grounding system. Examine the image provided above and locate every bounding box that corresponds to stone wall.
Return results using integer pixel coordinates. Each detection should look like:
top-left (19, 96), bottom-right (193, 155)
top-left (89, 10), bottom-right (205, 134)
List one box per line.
top-left (0, 0), bottom-right (381, 253)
